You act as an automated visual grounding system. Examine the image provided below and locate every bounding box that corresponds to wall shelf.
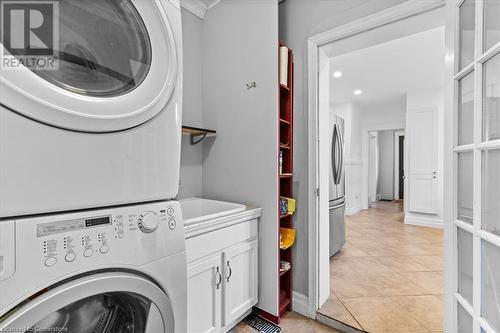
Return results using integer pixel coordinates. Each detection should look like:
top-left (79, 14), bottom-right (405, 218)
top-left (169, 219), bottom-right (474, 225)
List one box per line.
top-left (182, 125), bottom-right (216, 145)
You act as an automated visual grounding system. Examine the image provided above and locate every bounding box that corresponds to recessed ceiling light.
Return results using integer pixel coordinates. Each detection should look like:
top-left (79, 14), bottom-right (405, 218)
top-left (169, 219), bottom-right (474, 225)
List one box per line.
top-left (354, 90), bottom-right (362, 95)
top-left (333, 71), bottom-right (342, 78)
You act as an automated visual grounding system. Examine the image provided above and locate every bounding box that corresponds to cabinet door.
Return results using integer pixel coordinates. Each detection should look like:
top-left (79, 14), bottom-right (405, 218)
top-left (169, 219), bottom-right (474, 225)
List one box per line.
top-left (222, 240), bottom-right (258, 326)
top-left (187, 254), bottom-right (223, 333)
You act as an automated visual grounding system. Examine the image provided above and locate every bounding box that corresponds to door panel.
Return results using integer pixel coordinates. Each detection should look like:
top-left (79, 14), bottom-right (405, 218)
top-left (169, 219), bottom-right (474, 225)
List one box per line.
top-left (409, 175), bottom-right (437, 214)
top-left (223, 240), bottom-right (258, 326)
top-left (458, 151), bottom-right (474, 224)
top-left (450, 0), bottom-right (500, 331)
top-left (481, 241), bottom-right (500, 331)
top-left (408, 107), bottom-right (438, 214)
top-left (187, 255), bottom-right (222, 333)
top-left (457, 228), bottom-right (473, 305)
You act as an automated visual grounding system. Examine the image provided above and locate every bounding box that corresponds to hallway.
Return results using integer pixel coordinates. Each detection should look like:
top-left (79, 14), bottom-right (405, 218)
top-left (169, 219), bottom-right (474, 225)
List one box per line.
top-left (319, 201), bottom-right (443, 333)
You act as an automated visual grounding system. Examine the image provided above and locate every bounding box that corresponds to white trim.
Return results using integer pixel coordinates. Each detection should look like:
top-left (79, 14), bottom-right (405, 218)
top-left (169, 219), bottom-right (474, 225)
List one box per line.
top-left (443, 2), bottom-right (457, 332)
top-left (478, 229), bottom-right (500, 248)
top-left (394, 130), bottom-right (405, 200)
top-left (307, 39), bottom-right (320, 318)
top-left (180, 0), bottom-right (221, 19)
top-left (180, 0), bottom-right (208, 19)
top-left (345, 205), bottom-right (362, 216)
top-left (316, 313), bottom-right (364, 333)
top-left (307, 0), bottom-right (446, 318)
top-left (309, 0), bottom-right (445, 45)
top-left (292, 292), bottom-right (313, 318)
top-left (206, 0), bottom-right (221, 10)
top-left (405, 215), bottom-right (443, 229)
top-left (455, 219), bottom-right (474, 233)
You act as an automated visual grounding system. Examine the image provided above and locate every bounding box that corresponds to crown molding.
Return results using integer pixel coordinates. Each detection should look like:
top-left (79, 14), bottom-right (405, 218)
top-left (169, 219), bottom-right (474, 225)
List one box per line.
top-left (181, 0), bottom-right (208, 19)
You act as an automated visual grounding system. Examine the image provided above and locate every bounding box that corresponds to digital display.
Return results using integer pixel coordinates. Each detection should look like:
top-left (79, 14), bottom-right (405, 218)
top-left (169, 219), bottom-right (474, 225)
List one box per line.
top-left (85, 217), bottom-right (111, 227)
top-left (37, 215), bottom-right (112, 237)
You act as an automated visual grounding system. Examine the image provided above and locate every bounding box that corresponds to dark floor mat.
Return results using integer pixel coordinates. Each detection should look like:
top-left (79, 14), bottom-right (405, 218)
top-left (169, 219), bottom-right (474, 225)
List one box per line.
top-left (242, 312), bottom-right (281, 333)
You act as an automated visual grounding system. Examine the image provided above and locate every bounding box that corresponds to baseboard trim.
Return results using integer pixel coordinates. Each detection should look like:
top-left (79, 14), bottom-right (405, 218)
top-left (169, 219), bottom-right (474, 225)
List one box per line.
top-left (316, 312), bottom-right (364, 333)
top-left (345, 205), bottom-right (362, 216)
top-left (405, 215), bottom-right (443, 229)
top-left (292, 292), bottom-right (312, 318)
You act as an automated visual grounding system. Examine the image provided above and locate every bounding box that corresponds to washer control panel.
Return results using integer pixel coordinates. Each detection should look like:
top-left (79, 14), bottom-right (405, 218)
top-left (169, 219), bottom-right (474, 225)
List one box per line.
top-left (26, 201), bottom-right (184, 269)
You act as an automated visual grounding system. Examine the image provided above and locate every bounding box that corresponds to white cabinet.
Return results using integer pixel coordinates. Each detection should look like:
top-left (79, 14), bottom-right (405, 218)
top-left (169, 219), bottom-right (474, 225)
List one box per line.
top-left (186, 218), bottom-right (259, 333)
top-left (223, 240), bottom-right (258, 326)
top-left (187, 254), bottom-right (222, 333)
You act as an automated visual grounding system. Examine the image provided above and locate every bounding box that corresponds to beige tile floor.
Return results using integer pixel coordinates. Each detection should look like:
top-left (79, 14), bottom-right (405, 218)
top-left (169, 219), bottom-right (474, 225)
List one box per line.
top-left (319, 201), bottom-right (443, 333)
top-left (231, 311), bottom-right (342, 333)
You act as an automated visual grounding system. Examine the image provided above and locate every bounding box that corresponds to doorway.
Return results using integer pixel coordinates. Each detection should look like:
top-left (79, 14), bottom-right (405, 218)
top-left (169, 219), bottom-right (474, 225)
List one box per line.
top-left (398, 134), bottom-right (405, 200)
top-left (307, 1), bottom-right (447, 331)
top-left (368, 129), bottom-right (405, 206)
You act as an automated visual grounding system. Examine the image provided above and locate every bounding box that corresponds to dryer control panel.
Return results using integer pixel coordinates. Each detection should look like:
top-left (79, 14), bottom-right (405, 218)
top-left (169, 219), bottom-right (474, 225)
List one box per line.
top-left (13, 201), bottom-right (185, 271)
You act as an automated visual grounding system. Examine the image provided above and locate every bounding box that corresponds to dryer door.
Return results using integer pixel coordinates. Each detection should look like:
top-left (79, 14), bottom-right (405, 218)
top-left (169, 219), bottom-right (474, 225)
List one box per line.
top-left (0, 272), bottom-right (175, 332)
top-left (0, 0), bottom-right (179, 132)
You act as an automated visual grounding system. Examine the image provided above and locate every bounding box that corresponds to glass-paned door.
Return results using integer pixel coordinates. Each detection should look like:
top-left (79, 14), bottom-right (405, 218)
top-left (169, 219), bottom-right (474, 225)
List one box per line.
top-left (453, 0), bottom-right (500, 332)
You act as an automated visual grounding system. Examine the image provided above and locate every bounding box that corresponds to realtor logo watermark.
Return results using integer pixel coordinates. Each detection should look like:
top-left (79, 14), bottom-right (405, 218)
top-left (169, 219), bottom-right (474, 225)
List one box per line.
top-left (1, 0), bottom-right (59, 70)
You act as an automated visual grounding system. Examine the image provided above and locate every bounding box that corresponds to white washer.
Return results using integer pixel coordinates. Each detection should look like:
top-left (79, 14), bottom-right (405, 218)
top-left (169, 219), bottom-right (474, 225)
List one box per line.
top-left (0, 0), bottom-right (183, 218)
top-left (0, 201), bottom-right (186, 332)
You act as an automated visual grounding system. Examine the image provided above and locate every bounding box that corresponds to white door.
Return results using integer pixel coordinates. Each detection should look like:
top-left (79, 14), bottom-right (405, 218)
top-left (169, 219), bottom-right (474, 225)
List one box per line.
top-left (408, 107), bottom-right (439, 214)
top-left (448, 0), bottom-right (500, 332)
top-left (223, 240), bottom-right (258, 326)
top-left (187, 255), bottom-right (222, 333)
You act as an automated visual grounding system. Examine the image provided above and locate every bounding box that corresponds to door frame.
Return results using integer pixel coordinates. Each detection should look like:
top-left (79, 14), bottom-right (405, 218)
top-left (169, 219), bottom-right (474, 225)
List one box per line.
top-left (306, 0), bottom-right (445, 318)
top-left (394, 130), bottom-right (405, 200)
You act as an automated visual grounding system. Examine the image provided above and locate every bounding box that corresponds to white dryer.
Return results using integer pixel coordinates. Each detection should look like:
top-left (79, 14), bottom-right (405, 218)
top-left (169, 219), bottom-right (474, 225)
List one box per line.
top-left (0, 0), bottom-right (183, 218)
top-left (0, 201), bottom-right (186, 332)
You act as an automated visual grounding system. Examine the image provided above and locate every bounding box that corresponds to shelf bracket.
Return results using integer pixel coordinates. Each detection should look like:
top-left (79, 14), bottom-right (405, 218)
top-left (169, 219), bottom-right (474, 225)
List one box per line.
top-left (190, 132), bottom-right (208, 145)
top-left (182, 126), bottom-right (216, 145)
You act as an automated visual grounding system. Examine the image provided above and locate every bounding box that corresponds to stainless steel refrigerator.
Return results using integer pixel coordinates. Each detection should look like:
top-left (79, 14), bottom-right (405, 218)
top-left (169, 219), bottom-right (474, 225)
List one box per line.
top-left (329, 115), bottom-right (346, 257)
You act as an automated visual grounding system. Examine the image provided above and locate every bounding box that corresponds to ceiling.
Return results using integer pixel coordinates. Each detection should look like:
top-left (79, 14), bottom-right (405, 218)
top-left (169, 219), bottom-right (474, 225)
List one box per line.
top-left (328, 26), bottom-right (445, 106)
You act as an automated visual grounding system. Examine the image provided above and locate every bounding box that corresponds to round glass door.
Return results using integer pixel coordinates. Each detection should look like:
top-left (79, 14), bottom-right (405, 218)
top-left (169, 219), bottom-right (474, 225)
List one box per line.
top-left (0, 272), bottom-right (174, 333)
top-left (30, 292), bottom-right (150, 333)
top-left (32, 0), bottom-right (152, 97)
top-left (0, 0), bottom-right (179, 132)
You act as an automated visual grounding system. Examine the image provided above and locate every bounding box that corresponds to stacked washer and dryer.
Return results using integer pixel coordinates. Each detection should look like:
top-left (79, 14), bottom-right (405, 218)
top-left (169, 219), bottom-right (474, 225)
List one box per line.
top-left (0, 0), bottom-right (186, 332)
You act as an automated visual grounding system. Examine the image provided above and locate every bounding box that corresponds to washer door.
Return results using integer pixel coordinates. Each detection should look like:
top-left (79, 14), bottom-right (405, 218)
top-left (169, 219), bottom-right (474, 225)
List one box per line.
top-left (0, 272), bottom-right (174, 332)
top-left (0, 0), bottom-right (178, 132)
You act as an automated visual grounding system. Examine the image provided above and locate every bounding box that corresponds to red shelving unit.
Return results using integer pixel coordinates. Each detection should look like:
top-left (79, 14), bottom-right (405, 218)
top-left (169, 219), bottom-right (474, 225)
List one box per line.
top-left (257, 41), bottom-right (295, 326)
top-left (278, 41), bottom-right (294, 320)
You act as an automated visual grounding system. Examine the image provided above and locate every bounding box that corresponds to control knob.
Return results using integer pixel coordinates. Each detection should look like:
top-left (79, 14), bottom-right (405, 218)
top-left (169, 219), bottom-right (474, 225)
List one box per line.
top-left (138, 212), bottom-right (159, 233)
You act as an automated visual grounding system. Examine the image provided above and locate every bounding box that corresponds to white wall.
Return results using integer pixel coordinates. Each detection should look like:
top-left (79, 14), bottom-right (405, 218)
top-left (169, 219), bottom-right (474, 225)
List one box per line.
top-left (178, 9), bottom-right (204, 199)
top-left (279, 0), bottom-right (407, 296)
top-left (378, 130), bottom-right (395, 200)
top-left (406, 88), bottom-right (445, 226)
top-left (201, 0), bottom-right (280, 316)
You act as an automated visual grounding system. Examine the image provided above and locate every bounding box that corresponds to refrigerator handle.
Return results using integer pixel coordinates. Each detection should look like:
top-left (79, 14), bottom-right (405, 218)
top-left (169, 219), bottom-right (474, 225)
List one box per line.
top-left (334, 123), bottom-right (342, 185)
top-left (331, 125), bottom-right (338, 183)
top-left (337, 123), bottom-right (344, 184)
